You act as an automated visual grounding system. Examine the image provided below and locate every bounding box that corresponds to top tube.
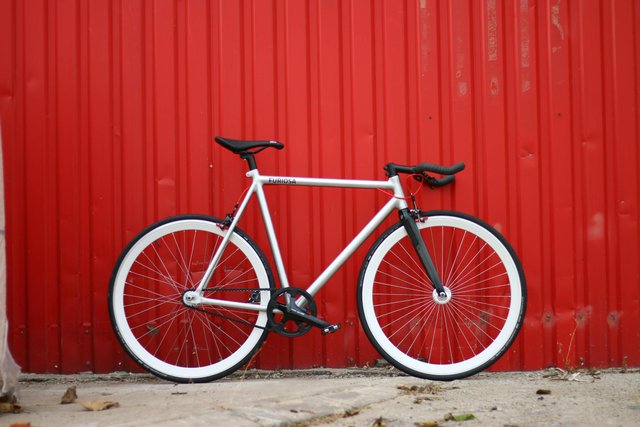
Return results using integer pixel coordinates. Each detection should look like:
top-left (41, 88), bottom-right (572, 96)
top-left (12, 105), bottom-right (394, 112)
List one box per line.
top-left (256, 174), bottom-right (396, 190)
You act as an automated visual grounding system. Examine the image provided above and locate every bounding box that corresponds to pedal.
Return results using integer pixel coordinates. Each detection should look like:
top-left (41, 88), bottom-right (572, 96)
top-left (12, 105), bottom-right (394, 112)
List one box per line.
top-left (321, 323), bottom-right (341, 335)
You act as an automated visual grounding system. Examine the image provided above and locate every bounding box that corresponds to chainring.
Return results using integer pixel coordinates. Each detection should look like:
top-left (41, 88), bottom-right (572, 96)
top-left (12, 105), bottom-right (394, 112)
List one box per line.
top-left (266, 287), bottom-right (317, 338)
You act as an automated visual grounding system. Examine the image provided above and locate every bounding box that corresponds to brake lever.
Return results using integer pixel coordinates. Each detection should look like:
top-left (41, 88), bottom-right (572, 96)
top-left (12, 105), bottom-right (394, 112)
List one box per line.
top-left (412, 172), bottom-right (438, 189)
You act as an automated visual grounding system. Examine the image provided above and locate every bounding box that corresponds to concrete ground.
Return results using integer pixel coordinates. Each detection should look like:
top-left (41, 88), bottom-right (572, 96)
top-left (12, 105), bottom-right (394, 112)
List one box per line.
top-left (2, 367), bottom-right (639, 426)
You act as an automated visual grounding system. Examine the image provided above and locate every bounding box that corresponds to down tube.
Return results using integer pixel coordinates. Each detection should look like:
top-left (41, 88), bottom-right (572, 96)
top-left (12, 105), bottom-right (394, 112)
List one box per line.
top-left (305, 197), bottom-right (401, 297)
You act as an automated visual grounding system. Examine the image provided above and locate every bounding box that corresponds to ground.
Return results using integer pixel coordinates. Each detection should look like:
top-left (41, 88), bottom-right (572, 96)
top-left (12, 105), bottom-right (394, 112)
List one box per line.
top-left (2, 367), bottom-right (639, 426)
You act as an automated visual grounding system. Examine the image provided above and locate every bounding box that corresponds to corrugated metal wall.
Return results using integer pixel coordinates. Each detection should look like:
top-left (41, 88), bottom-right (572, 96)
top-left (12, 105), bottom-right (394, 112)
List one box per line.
top-left (1, 0), bottom-right (638, 374)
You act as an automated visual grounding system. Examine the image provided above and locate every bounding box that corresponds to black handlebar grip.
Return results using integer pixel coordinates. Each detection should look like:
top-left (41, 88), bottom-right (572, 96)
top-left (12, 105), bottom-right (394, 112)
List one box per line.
top-left (430, 175), bottom-right (456, 187)
top-left (415, 161), bottom-right (465, 176)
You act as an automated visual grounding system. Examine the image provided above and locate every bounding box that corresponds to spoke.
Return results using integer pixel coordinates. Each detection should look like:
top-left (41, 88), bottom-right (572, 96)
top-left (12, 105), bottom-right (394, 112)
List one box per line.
top-left (382, 247), bottom-right (430, 284)
top-left (449, 299), bottom-right (506, 334)
top-left (394, 240), bottom-right (431, 283)
top-left (373, 280), bottom-right (429, 294)
top-left (453, 271), bottom-right (509, 293)
top-left (375, 266), bottom-right (429, 293)
top-left (169, 233), bottom-right (194, 288)
top-left (147, 243), bottom-right (185, 293)
top-left (200, 314), bottom-right (226, 362)
top-left (211, 246), bottom-right (241, 279)
top-left (186, 231), bottom-right (198, 286)
top-left (163, 233), bottom-right (193, 289)
top-left (186, 311), bottom-right (202, 367)
top-left (133, 305), bottom-right (190, 341)
top-left (372, 292), bottom-right (431, 300)
top-left (445, 235), bottom-right (480, 286)
top-left (124, 280), bottom-right (181, 300)
top-left (123, 294), bottom-right (177, 311)
top-left (190, 313), bottom-right (214, 366)
top-left (447, 241), bottom-right (490, 287)
top-left (454, 296), bottom-right (511, 311)
top-left (152, 237), bottom-right (184, 287)
top-left (395, 306), bottom-right (433, 350)
top-left (129, 265), bottom-right (182, 290)
top-left (173, 319), bottom-right (189, 367)
top-left (130, 304), bottom-right (188, 334)
top-left (441, 226), bottom-right (456, 284)
top-left (126, 297), bottom-right (183, 322)
top-left (389, 240), bottom-right (429, 286)
top-left (200, 313), bottom-right (236, 358)
top-left (451, 297), bottom-right (508, 324)
top-left (375, 298), bottom-right (432, 323)
top-left (450, 256), bottom-right (504, 290)
top-left (150, 308), bottom-right (184, 362)
top-left (439, 304), bottom-right (455, 363)
top-left (444, 229), bottom-right (467, 284)
top-left (205, 277), bottom-right (260, 292)
top-left (207, 308), bottom-right (253, 348)
top-left (379, 299), bottom-right (436, 335)
top-left (442, 303), bottom-right (479, 358)
top-left (454, 283), bottom-right (511, 294)
top-left (215, 248), bottom-right (251, 285)
top-left (445, 301), bottom-right (492, 349)
top-left (192, 243), bottom-right (239, 289)
top-left (427, 306), bottom-right (440, 363)
top-left (216, 263), bottom-right (257, 289)
top-left (135, 254), bottom-right (184, 291)
top-left (389, 302), bottom-right (434, 344)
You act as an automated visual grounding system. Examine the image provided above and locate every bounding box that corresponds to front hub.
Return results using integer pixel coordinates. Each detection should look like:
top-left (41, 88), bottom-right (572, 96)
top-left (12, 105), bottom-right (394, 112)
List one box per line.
top-left (432, 286), bottom-right (452, 305)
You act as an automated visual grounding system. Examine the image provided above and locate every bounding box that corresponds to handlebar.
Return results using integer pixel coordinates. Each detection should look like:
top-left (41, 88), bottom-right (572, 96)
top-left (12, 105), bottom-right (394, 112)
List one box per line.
top-left (384, 161), bottom-right (465, 188)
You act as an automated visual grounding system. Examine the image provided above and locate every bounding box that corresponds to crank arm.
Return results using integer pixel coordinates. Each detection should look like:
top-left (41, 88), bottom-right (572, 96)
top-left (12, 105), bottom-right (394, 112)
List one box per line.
top-left (284, 303), bottom-right (340, 334)
top-left (285, 303), bottom-right (332, 329)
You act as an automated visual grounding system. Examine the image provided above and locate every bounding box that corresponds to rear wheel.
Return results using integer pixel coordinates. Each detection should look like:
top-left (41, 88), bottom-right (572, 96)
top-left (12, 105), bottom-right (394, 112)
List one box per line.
top-left (109, 215), bottom-right (274, 383)
top-left (358, 210), bottom-right (526, 380)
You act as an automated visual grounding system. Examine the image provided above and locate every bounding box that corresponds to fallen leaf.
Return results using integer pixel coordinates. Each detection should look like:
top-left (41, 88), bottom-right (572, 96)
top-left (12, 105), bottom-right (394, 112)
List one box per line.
top-left (372, 416), bottom-right (388, 427)
top-left (397, 384), bottom-right (443, 395)
top-left (414, 396), bottom-right (436, 404)
top-left (344, 408), bottom-right (360, 417)
top-left (79, 400), bottom-right (120, 411)
top-left (444, 413), bottom-right (476, 422)
top-left (61, 385), bottom-right (78, 404)
top-left (0, 402), bottom-right (22, 414)
top-left (415, 420), bottom-right (440, 426)
top-left (10, 422), bottom-right (31, 427)
top-left (536, 389), bottom-right (551, 395)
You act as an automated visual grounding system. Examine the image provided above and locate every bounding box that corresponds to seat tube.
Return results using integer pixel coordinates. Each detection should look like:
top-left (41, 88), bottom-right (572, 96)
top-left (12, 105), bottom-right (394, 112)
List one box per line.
top-left (252, 172), bottom-right (290, 288)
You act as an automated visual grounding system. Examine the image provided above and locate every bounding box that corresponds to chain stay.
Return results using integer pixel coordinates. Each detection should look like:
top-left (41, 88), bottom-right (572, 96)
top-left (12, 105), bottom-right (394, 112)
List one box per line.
top-left (189, 287), bottom-right (276, 330)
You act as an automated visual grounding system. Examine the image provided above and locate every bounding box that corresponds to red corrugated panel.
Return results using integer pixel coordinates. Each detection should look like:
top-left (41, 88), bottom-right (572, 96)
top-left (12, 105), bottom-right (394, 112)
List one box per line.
top-left (0, 0), bottom-right (638, 374)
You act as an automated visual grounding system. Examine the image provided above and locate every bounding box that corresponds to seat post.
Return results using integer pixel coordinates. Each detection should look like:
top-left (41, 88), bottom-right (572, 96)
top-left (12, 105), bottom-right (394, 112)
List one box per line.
top-left (240, 153), bottom-right (258, 171)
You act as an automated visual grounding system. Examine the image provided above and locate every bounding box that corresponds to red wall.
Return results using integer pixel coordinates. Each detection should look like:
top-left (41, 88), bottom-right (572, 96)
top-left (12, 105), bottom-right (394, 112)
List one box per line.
top-left (1, 0), bottom-right (638, 374)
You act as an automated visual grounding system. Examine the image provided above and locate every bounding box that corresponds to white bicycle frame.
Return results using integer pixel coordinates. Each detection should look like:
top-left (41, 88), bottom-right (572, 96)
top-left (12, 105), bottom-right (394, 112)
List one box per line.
top-left (190, 168), bottom-right (410, 312)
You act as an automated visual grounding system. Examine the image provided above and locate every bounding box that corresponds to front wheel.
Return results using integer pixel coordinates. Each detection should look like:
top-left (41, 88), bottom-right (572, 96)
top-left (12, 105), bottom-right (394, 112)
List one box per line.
top-left (109, 215), bottom-right (274, 383)
top-left (358, 210), bottom-right (526, 380)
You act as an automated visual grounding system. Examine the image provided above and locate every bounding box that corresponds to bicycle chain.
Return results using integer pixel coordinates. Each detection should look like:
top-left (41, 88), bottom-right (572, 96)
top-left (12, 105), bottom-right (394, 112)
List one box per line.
top-left (188, 287), bottom-right (276, 331)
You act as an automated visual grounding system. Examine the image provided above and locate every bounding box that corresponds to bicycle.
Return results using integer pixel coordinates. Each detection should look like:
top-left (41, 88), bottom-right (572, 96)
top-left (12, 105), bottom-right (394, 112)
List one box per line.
top-left (109, 136), bottom-right (526, 383)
